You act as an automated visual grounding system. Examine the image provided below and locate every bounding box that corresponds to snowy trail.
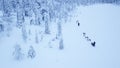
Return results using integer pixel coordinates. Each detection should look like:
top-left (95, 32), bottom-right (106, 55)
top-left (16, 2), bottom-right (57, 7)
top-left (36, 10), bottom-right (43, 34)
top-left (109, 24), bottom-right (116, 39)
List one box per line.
top-left (0, 4), bottom-right (120, 68)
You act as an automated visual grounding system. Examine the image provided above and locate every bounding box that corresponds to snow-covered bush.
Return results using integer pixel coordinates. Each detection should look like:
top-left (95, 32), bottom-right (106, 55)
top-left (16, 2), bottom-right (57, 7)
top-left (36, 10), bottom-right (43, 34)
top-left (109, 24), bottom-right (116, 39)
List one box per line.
top-left (12, 44), bottom-right (24, 61)
top-left (27, 46), bottom-right (36, 59)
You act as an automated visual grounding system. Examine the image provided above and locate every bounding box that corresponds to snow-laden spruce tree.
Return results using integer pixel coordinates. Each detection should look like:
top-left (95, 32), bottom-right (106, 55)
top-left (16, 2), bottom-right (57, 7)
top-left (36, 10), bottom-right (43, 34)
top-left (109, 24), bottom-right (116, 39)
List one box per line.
top-left (1, 0), bottom-right (12, 17)
top-left (16, 0), bottom-right (25, 28)
top-left (28, 46), bottom-right (36, 59)
top-left (13, 44), bottom-right (24, 60)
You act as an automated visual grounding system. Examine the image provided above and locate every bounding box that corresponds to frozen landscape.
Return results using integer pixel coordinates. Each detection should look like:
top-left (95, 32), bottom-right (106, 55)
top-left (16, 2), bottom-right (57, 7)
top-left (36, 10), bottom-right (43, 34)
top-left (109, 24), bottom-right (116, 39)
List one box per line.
top-left (0, 0), bottom-right (120, 68)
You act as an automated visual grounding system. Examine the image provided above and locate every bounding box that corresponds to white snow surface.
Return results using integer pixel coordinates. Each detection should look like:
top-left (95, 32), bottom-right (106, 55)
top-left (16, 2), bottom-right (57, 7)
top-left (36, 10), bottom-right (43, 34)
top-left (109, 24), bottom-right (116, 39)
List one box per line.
top-left (0, 4), bottom-right (120, 68)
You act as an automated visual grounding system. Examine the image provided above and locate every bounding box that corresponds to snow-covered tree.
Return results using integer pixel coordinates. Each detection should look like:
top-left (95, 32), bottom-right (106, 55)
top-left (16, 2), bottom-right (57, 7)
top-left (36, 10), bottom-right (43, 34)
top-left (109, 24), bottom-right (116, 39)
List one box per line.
top-left (13, 44), bottom-right (24, 60)
top-left (21, 25), bottom-right (27, 42)
top-left (1, 0), bottom-right (12, 17)
top-left (0, 24), bottom-right (4, 32)
top-left (32, 0), bottom-right (42, 25)
top-left (35, 31), bottom-right (39, 43)
top-left (28, 46), bottom-right (36, 59)
top-left (23, 0), bottom-right (33, 17)
top-left (59, 38), bottom-right (64, 50)
top-left (16, 0), bottom-right (25, 28)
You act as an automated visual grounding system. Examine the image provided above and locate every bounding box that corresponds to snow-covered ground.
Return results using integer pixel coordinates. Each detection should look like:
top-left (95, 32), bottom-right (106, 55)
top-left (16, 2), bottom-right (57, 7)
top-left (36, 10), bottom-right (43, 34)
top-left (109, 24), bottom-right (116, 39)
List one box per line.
top-left (0, 4), bottom-right (120, 68)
